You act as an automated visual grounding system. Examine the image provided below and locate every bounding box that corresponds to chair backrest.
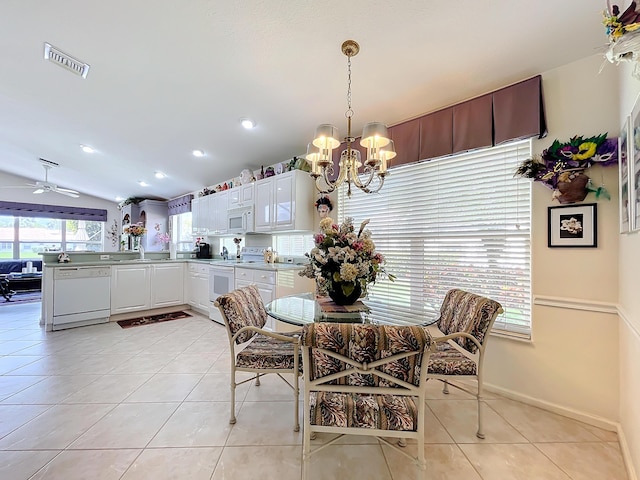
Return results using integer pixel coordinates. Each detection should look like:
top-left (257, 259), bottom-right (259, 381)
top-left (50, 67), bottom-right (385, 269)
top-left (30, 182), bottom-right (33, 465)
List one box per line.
top-left (436, 289), bottom-right (503, 354)
top-left (215, 284), bottom-right (267, 344)
top-left (301, 323), bottom-right (433, 388)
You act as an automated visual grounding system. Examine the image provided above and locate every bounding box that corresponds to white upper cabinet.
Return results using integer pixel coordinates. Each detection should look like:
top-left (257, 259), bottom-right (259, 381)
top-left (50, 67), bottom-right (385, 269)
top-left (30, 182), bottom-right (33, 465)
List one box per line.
top-left (228, 183), bottom-right (254, 209)
top-left (254, 170), bottom-right (315, 232)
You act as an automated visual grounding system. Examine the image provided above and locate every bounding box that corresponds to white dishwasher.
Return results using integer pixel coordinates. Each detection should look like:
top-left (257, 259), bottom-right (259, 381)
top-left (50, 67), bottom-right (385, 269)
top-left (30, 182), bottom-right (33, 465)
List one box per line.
top-left (53, 266), bottom-right (111, 330)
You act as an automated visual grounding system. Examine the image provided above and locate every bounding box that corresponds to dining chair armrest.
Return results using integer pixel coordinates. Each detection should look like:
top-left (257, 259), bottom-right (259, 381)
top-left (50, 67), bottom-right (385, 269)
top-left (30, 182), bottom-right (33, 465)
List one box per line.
top-left (232, 325), bottom-right (300, 345)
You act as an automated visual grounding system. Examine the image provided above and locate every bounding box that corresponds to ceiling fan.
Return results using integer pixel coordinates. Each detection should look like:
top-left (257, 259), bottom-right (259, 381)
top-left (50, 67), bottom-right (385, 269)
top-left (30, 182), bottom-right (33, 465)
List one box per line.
top-left (4, 159), bottom-right (80, 198)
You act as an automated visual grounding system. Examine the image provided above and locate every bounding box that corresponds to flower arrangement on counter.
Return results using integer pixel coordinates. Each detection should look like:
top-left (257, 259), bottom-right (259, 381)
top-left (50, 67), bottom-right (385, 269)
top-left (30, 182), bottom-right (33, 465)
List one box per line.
top-left (298, 217), bottom-right (395, 304)
top-left (124, 222), bottom-right (147, 237)
top-left (514, 134), bottom-right (618, 204)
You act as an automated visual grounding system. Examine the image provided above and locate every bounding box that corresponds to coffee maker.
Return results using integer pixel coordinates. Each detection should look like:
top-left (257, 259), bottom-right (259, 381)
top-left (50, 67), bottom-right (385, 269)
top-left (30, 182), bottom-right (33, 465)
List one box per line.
top-left (195, 242), bottom-right (212, 259)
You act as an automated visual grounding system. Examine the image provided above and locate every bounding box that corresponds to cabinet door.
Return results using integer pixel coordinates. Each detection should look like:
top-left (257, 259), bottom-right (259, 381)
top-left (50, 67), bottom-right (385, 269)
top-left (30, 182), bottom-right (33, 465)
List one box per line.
top-left (186, 272), bottom-right (198, 307)
top-left (151, 263), bottom-right (184, 308)
top-left (241, 184), bottom-right (254, 205)
top-left (274, 173), bottom-right (294, 229)
top-left (212, 191), bottom-right (228, 234)
top-left (255, 283), bottom-right (275, 330)
top-left (191, 197), bottom-right (201, 232)
top-left (196, 273), bottom-right (209, 312)
top-left (254, 180), bottom-right (272, 231)
top-left (110, 265), bottom-right (152, 314)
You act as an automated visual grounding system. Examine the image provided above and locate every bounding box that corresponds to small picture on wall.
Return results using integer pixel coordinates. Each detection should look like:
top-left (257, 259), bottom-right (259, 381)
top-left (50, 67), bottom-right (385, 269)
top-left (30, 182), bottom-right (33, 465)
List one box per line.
top-left (630, 94), bottom-right (640, 231)
top-left (619, 116), bottom-right (631, 233)
top-left (548, 203), bottom-right (597, 248)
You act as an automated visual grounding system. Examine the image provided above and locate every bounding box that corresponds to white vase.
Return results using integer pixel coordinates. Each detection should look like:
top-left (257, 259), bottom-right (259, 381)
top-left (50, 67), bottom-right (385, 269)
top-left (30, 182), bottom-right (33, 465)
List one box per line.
top-left (169, 243), bottom-right (177, 259)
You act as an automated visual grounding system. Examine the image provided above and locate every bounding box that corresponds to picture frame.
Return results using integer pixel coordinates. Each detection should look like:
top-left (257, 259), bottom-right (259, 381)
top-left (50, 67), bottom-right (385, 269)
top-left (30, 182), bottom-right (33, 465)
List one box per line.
top-left (548, 203), bottom-right (597, 248)
top-left (619, 115), bottom-right (631, 233)
top-left (630, 95), bottom-right (640, 231)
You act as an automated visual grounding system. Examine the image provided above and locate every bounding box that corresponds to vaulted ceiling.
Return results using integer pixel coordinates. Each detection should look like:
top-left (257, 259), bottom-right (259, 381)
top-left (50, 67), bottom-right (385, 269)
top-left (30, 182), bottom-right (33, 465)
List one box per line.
top-left (0, 0), bottom-right (612, 202)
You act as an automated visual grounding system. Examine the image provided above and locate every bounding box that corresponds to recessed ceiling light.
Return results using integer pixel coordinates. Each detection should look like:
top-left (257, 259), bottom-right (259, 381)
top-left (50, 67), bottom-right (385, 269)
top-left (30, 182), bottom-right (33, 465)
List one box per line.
top-left (138, 181), bottom-right (149, 187)
top-left (154, 171), bottom-right (166, 179)
top-left (241, 118), bottom-right (256, 129)
top-left (192, 149), bottom-right (205, 157)
top-left (115, 196), bottom-right (124, 202)
top-left (80, 145), bottom-right (95, 153)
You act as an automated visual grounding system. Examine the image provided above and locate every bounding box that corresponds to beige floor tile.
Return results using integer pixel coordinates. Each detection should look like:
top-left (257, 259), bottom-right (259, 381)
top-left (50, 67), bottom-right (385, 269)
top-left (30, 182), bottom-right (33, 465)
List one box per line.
top-left (383, 443), bottom-right (482, 480)
top-left (159, 352), bottom-right (222, 374)
top-left (459, 443), bottom-right (572, 479)
top-left (185, 372), bottom-right (252, 402)
top-left (302, 443), bottom-right (392, 480)
top-left (69, 402), bottom-right (179, 449)
top-left (149, 401), bottom-right (234, 447)
top-left (109, 353), bottom-right (178, 374)
top-left (213, 445), bottom-right (301, 480)
top-left (62, 373), bottom-right (154, 403)
top-left (0, 403), bottom-right (114, 450)
top-left (123, 373), bottom-right (203, 402)
top-left (0, 354), bottom-right (43, 374)
top-left (580, 422), bottom-right (619, 442)
top-left (121, 447), bottom-right (222, 480)
top-left (0, 375), bottom-right (46, 401)
top-left (0, 404), bottom-right (51, 437)
top-left (486, 398), bottom-right (602, 442)
top-left (535, 441), bottom-right (629, 480)
top-left (1, 374), bottom-right (101, 404)
top-left (0, 340), bottom-right (43, 355)
top-left (30, 448), bottom-right (141, 480)
top-left (0, 450), bottom-right (60, 480)
top-left (244, 372), bottom-right (299, 402)
top-left (227, 401), bottom-right (302, 446)
top-left (428, 399), bottom-right (528, 443)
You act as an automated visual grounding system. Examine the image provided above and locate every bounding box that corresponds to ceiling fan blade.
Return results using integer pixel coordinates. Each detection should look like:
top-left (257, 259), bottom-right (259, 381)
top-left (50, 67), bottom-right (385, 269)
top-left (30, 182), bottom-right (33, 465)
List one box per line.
top-left (56, 187), bottom-right (80, 195)
top-left (33, 188), bottom-right (45, 194)
top-left (56, 189), bottom-right (79, 198)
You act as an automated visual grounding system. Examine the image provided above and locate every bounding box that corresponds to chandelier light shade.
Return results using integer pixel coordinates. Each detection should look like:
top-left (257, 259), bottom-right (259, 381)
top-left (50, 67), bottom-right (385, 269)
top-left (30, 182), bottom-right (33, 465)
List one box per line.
top-left (306, 40), bottom-right (392, 196)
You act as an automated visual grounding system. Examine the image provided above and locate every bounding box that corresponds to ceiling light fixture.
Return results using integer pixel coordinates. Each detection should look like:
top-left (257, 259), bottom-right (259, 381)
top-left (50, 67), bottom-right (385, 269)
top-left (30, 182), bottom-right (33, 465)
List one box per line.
top-left (80, 145), bottom-right (95, 153)
top-left (115, 196), bottom-right (124, 202)
top-left (138, 181), bottom-right (149, 187)
top-left (306, 40), bottom-right (396, 197)
top-left (240, 118), bottom-right (256, 130)
top-left (154, 171), bottom-right (166, 179)
top-left (192, 149), bottom-right (205, 157)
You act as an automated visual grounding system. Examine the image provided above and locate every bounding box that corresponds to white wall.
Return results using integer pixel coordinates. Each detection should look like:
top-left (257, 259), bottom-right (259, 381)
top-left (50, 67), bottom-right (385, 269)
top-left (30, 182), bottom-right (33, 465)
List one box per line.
top-left (617, 61), bottom-right (640, 480)
top-left (485, 54), bottom-right (621, 424)
top-left (0, 170), bottom-right (121, 252)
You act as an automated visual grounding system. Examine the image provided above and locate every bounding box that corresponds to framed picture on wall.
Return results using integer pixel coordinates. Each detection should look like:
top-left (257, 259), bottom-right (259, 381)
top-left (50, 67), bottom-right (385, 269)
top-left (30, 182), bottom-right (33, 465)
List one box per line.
top-left (620, 116), bottom-right (631, 233)
top-left (548, 203), bottom-right (597, 248)
top-left (630, 95), bottom-right (640, 231)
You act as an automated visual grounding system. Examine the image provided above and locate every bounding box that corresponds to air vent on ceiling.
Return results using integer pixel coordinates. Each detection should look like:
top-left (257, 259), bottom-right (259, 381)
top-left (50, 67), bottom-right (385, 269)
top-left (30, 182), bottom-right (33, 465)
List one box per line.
top-left (43, 43), bottom-right (90, 79)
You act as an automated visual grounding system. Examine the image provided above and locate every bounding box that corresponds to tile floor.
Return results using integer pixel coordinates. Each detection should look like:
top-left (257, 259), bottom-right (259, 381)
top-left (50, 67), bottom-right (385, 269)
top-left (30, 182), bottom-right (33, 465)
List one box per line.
top-left (0, 302), bottom-right (629, 480)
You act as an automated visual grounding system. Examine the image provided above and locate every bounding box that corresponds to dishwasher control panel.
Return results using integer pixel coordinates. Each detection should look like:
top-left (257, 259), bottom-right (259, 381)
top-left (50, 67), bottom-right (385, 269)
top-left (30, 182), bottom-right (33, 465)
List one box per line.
top-left (54, 267), bottom-right (111, 279)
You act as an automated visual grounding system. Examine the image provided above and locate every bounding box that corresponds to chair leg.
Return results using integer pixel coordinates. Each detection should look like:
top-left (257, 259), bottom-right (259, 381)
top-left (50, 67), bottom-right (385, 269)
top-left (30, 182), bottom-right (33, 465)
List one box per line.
top-left (417, 430), bottom-right (426, 480)
top-left (476, 378), bottom-right (484, 439)
top-left (229, 371), bottom-right (237, 425)
top-left (293, 373), bottom-right (300, 432)
top-left (255, 373), bottom-right (261, 386)
top-left (397, 438), bottom-right (407, 447)
top-left (442, 379), bottom-right (449, 394)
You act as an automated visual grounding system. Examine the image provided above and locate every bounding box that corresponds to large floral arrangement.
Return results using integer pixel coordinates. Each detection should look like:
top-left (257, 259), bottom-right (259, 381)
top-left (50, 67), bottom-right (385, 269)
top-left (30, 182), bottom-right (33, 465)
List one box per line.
top-left (124, 222), bottom-right (147, 237)
top-left (514, 134), bottom-right (618, 203)
top-left (298, 216), bottom-right (394, 301)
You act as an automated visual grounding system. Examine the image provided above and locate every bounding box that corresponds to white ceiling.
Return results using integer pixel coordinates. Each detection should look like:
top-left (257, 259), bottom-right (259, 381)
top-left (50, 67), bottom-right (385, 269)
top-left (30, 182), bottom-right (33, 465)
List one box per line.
top-left (0, 0), bottom-right (611, 203)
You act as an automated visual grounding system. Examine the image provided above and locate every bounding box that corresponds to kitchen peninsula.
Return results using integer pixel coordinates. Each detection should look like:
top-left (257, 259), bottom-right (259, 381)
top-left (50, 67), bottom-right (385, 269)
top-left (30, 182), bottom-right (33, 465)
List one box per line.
top-left (39, 251), bottom-right (312, 332)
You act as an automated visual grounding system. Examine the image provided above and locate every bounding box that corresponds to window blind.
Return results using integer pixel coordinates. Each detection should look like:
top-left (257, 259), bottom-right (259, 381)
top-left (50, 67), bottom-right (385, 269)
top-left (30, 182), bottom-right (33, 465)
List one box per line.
top-left (338, 140), bottom-right (532, 337)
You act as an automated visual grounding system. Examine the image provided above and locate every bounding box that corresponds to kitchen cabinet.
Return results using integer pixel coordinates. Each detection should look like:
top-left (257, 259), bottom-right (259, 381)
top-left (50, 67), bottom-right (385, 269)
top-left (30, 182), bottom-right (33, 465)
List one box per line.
top-left (111, 264), bottom-right (152, 314)
top-left (111, 262), bottom-right (184, 315)
top-left (210, 190), bottom-right (228, 234)
top-left (228, 183), bottom-right (254, 209)
top-left (191, 196), bottom-right (209, 234)
top-left (186, 263), bottom-right (209, 314)
top-left (151, 262), bottom-right (184, 308)
top-left (254, 170), bottom-right (315, 232)
top-left (235, 266), bottom-right (314, 331)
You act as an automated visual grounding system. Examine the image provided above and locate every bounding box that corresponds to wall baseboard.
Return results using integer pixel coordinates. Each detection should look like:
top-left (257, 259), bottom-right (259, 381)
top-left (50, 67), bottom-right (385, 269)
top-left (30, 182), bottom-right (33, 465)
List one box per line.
top-left (483, 381), bottom-right (617, 431)
top-left (617, 425), bottom-right (638, 480)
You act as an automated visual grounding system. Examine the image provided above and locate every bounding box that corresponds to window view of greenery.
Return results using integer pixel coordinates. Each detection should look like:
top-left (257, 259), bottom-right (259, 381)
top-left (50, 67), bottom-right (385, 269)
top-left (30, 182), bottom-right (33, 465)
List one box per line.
top-left (0, 215), bottom-right (104, 259)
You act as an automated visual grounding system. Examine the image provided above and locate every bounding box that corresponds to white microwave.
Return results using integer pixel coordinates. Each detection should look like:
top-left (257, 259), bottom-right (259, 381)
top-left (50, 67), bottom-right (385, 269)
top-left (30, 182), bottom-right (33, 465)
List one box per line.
top-left (227, 206), bottom-right (254, 234)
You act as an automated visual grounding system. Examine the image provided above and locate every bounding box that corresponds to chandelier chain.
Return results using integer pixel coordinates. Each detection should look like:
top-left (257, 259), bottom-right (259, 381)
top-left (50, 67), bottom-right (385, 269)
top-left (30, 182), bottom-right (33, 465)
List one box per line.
top-left (346, 55), bottom-right (353, 119)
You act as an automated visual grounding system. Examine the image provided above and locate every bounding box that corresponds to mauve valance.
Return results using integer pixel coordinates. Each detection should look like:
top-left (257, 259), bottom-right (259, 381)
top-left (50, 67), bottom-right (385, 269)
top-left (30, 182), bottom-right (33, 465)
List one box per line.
top-left (0, 201), bottom-right (107, 221)
top-left (168, 194), bottom-right (193, 215)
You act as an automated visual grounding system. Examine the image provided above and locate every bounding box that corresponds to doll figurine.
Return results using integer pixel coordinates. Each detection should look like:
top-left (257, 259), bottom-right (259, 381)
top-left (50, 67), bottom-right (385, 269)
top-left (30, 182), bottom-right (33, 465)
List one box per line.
top-left (315, 196), bottom-right (333, 219)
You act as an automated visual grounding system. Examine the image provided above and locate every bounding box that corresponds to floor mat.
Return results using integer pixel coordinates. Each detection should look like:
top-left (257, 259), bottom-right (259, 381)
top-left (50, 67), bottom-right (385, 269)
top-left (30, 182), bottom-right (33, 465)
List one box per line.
top-left (117, 311), bottom-right (192, 328)
top-left (0, 290), bottom-right (41, 305)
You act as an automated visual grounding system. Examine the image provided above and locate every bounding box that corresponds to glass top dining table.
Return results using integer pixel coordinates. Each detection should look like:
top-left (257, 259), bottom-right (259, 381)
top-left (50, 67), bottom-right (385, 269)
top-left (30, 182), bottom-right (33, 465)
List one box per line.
top-left (265, 292), bottom-right (375, 327)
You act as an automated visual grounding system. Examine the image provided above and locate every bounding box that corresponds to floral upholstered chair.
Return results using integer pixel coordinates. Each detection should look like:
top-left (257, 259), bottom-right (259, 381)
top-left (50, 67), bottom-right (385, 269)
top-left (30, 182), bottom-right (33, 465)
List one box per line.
top-left (426, 289), bottom-right (503, 439)
top-left (300, 323), bottom-right (435, 480)
top-left (215, 285), bottom-right (301, 432)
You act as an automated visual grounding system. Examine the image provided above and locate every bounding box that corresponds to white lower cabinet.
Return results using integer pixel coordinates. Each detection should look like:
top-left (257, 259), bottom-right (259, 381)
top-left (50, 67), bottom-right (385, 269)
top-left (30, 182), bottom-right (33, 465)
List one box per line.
top-left (186, 263), bottom-right (209, 314)
top-left (151, 263), bottom-right (184, 308)
top-left (111, 263), bottom-right (184, 315)
top-left (111, 265), bottom-right (152, 315)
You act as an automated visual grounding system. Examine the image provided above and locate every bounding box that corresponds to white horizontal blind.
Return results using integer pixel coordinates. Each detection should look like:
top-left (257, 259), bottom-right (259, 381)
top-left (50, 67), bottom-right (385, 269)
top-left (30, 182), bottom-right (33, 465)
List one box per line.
top-left (338, 140), bottom-right (532, 337)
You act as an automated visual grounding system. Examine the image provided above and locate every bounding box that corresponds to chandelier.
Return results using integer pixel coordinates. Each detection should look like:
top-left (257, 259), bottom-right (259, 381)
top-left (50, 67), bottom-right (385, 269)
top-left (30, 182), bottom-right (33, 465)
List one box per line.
top-left (306, 40), bottom-right (396, 196)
